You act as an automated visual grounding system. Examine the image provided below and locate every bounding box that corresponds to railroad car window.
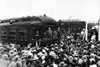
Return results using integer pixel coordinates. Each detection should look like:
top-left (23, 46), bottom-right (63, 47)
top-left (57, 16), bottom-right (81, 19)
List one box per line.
top-left (19, 29), bottom-right (27, 41)
top-left (1, 28), bottom-right (7, 40)
top-left (9, 29), bottom-right (16, 40)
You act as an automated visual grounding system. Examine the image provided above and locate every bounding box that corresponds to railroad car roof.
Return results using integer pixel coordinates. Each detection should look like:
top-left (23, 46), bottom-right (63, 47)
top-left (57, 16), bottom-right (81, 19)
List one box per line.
top-left (0, 15), bottom-right (56, 26)
top-left (12, 21), bottom-right (41, 25)
top-left (0, 15), bottom-right (56, 22)
top-left (58, 19), bottom-right (85, 22)
top-left (0, 22), bottom-right (11, 26)
top-left (36, 16), bottom-right (56, 22)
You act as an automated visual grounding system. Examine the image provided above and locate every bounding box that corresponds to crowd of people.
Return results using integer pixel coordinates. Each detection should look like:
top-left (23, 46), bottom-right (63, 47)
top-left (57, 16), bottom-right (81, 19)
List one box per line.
top-left (0, 27), bottom-right (100, 67)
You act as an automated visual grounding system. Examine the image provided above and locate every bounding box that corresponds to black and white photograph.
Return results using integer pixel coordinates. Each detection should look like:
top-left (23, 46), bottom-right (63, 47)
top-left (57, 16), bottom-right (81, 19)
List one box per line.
top-left (0, 0), bottom-right (100, 67)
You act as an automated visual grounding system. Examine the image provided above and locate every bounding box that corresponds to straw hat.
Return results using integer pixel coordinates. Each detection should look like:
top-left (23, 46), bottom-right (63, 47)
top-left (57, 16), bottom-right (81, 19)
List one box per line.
top-left (2, 54), bottom-right (8, 59)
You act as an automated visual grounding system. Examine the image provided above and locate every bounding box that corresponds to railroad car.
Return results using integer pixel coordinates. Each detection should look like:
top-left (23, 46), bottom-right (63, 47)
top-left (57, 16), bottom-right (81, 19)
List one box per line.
top-left (0, 15), bottom-right (58, 46)
top-left (58, 19), bottom-right (86, 33)
top-left (0, 15), bottom-right (86, 46)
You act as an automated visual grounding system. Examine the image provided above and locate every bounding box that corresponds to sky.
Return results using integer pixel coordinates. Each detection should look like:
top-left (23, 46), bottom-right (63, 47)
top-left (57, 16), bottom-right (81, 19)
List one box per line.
top-left (0, 0), bottom-right (100, 22)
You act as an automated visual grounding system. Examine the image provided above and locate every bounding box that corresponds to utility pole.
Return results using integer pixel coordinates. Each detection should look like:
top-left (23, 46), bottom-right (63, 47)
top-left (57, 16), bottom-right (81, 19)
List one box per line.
top-left (98, 19), bottom-right (100, 41)
top-left (85, 22), bottom-right (88, 41)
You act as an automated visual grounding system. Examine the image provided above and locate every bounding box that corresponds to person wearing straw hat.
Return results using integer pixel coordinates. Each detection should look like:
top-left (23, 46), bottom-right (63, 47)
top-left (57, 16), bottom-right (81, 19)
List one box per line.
top-left (0, 54), bottom-right (9, 67)
top-left (8, 55), bottom-right (19, 67)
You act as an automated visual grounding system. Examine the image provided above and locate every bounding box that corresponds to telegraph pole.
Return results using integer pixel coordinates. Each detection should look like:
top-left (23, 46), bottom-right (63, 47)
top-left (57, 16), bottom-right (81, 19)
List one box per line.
top-left (85, 22), bottom-right (88, 41)
top-left (98, 19), bottom-right (100, 41)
